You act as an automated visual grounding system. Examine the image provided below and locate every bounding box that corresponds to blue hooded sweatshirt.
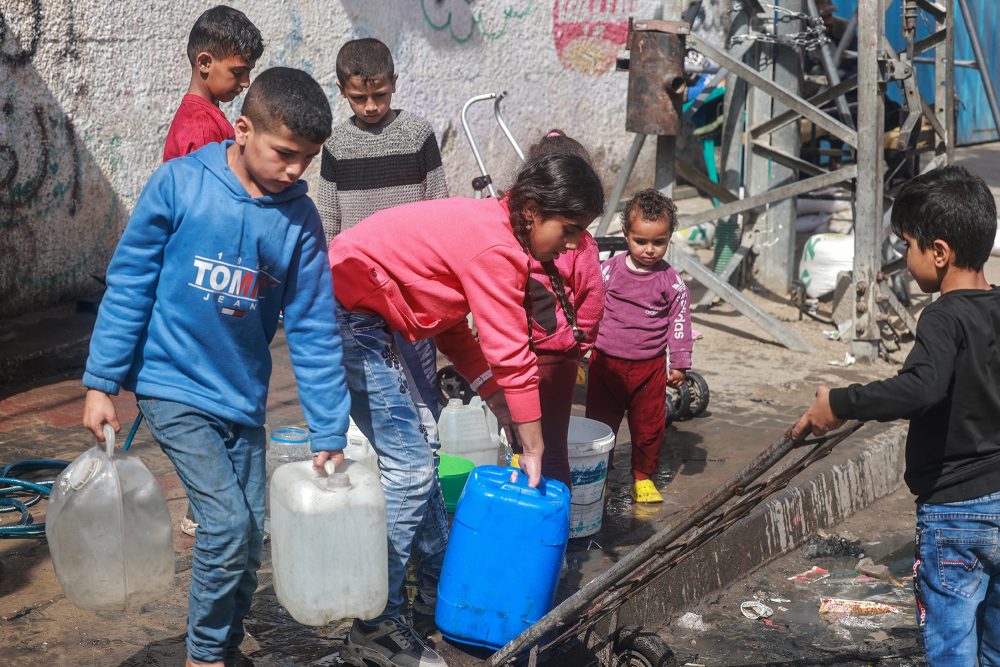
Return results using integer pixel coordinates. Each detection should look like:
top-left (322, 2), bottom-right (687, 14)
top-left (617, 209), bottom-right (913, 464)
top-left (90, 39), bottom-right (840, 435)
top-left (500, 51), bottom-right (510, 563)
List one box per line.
top-left (84, 141), bottom-right (350, 451)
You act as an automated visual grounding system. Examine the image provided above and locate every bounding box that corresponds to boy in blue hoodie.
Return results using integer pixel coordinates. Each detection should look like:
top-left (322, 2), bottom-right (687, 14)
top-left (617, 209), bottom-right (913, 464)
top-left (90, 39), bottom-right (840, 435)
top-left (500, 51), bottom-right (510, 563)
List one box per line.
top-left (82, 67), bottom-right (350, 667)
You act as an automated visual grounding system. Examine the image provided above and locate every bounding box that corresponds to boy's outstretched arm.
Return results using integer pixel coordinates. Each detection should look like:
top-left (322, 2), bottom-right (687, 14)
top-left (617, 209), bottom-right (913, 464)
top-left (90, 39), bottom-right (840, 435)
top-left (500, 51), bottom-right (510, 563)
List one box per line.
top-left (792, 386), bottom-right (845, 438)
top-left (82, 167), bottom-right (176, 439)
top-left (281, 210), bottom-right (351, 458)
top-left (793, 309), bottom-right (959, 440)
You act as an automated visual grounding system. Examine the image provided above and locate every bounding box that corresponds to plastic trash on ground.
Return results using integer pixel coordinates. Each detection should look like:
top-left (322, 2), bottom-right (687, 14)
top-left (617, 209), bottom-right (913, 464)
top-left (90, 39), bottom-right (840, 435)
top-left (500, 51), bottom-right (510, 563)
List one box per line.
top-left (787, 565), bottom-right (830, 583)
top-left (46, 424), bottom-right (174, 611)
top-left (677, 611), bottom-right (707, 631)
top-left (818, 597), bottom-right (902, 615)
top-left (740, 600), bottom-right (774, 620)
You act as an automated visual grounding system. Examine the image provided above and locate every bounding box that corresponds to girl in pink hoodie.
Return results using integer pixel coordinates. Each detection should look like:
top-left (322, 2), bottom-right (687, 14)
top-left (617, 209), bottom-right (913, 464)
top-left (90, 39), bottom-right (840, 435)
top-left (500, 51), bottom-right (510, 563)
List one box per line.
top-left (319, 153), bottom-right (604, 657)
top-left (509, 131), bottom-right (604, 487)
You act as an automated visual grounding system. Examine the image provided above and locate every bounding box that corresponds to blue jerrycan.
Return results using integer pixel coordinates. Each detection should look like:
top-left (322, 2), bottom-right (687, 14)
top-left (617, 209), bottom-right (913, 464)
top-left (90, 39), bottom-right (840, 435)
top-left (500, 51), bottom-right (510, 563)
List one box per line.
top-left (436, 465), bottom-right (570, 649)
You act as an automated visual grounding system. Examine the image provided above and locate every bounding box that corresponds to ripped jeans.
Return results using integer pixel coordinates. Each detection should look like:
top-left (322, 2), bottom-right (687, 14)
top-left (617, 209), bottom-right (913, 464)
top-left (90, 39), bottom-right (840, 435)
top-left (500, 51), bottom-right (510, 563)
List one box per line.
top-left (915, 490), bottom-right (1000, 666)
top-left (335, 302), bottom-right (450, 622)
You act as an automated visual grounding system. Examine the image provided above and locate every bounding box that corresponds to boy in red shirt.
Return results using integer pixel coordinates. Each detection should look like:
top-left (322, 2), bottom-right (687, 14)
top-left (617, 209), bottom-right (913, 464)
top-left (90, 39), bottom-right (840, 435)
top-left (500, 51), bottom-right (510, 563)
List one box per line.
top-left (164, 5), bottom-right (264, 537)
top-left (163, 5), bottom-right (264, 162)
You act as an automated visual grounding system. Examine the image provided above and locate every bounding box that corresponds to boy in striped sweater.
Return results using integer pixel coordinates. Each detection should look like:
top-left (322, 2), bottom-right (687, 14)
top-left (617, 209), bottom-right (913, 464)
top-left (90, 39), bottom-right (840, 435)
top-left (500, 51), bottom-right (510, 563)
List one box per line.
top-left (314, 37), bottom-right (449, 644)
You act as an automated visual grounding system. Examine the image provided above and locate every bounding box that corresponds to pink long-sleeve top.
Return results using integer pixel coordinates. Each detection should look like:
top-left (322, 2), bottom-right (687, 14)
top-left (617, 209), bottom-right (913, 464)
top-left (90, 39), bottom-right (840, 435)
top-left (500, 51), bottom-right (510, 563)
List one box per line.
top-left (594, 253), bottom-right (693, 367)
top-left (329, 196), bottom-right (541, 422)
top-left (527, 231), bottom-right (604, 354)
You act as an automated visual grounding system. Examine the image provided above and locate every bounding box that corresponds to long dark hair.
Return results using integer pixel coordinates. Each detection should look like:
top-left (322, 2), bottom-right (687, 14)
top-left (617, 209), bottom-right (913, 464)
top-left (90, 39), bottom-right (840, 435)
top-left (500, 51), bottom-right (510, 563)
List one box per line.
top-left (507, 152), bottom-right (604, 345)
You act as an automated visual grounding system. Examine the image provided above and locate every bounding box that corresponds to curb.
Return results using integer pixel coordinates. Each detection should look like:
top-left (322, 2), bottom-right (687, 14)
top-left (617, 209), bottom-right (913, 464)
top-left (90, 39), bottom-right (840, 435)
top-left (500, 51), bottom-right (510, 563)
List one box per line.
top-left (617, 423), bottom-right (907, 627)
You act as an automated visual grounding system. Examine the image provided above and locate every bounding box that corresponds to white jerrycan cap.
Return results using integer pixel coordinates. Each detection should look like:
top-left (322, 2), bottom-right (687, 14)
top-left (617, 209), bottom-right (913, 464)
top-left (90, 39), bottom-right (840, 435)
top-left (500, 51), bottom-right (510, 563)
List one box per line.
top-left (323, 460), bottom-right (352, 489)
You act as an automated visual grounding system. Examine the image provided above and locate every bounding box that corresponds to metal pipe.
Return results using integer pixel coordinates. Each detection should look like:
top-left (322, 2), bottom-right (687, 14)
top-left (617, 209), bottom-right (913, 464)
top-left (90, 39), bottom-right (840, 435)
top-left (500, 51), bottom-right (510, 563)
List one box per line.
top-left (680, 164), bottom-right (858, 228)
top-left (595, 133), bottom-right (646, 236)
top-left (913, 57), bottom-right (977, 68)
top-left (688, 33), bottom-right (859, 147)
top-left (852, 0), bottom-right (886, 363)
top-left (493, 91), bottom-right (525, 161)
top-left (807, 0), bottom-right (854, 126)
top-left (460, 93), bottom-right (498, 198)
top-left (751, 75), bottom-right (858, 138)
top-left (957, 0), bottom-right (1000, 139)
top-left (834, 10), bottom-right (858, 65)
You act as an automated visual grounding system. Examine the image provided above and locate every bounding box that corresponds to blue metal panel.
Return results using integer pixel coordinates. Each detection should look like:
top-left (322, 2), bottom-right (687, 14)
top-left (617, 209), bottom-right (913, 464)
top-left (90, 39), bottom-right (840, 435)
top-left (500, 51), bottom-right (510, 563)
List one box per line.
top-left (831, 0), bottom-right (999, 144)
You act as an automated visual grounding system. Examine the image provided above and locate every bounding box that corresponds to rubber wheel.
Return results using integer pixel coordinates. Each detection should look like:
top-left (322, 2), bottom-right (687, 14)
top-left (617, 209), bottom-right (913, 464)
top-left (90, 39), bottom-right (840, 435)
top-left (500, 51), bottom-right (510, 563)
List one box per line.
top-left (436, 365), bottom-right (474, 407)
top-left (685, 370), bottom-right (710, 416)
top-left (665, 382), bottom-right (692, 424)
top-left (613, 626), bottom-right (677, 667)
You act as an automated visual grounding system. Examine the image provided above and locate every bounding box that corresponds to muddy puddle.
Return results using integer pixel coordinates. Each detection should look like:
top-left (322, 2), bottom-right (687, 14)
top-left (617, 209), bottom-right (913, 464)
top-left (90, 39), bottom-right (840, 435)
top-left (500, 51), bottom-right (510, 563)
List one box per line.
top-left (659, 534), bottom-right (925, 666)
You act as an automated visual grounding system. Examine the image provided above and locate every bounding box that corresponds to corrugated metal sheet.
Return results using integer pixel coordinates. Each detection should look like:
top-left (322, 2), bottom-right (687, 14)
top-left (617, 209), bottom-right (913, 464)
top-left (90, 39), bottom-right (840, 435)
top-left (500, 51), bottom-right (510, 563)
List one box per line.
top-left (832, 0), bottom-right (998, 144)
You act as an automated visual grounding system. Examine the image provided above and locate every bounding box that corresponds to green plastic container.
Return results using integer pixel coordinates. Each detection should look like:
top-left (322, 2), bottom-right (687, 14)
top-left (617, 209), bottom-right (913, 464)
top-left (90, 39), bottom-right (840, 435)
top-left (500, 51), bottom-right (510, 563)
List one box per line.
top-left (438, 454), bottom-right (475, 513)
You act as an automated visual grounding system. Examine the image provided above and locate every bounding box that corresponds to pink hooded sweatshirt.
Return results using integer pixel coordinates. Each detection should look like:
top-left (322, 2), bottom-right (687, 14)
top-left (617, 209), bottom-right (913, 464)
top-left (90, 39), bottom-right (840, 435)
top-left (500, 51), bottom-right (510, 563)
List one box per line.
top-left (329, 196), bottom-right (541, 423)
top-left (526, 231), bottom-right (604, 354)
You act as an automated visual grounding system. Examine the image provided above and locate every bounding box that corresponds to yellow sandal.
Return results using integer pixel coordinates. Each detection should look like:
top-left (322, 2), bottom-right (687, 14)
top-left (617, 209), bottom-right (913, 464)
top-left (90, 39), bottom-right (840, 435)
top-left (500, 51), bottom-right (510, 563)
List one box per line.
top-left (631, 479), bottom-right (663, 503)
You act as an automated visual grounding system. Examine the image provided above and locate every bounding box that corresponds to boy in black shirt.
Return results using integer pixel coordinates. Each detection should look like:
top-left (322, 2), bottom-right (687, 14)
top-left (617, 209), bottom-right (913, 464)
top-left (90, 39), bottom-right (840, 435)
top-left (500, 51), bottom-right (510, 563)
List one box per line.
top-left (793, 165), bottom-right (1000, 666)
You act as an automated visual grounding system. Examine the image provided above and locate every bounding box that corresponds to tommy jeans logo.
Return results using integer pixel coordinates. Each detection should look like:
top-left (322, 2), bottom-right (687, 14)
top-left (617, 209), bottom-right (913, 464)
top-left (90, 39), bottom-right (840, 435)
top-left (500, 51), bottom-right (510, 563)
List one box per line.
top-left (189, 255), bottom-right (280, 317)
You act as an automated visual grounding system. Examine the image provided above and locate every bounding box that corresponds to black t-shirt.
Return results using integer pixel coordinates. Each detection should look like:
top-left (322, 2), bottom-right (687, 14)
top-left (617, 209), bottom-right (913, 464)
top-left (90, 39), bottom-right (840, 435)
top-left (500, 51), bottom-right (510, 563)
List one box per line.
top-left (829, 287), bottom-right (1000, 503)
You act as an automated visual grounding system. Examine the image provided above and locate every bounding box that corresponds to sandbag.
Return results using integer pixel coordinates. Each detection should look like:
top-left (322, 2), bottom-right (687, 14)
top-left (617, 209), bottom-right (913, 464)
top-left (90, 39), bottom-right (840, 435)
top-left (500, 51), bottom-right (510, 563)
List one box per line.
top-left (799, 233), bottom-right (854, 298)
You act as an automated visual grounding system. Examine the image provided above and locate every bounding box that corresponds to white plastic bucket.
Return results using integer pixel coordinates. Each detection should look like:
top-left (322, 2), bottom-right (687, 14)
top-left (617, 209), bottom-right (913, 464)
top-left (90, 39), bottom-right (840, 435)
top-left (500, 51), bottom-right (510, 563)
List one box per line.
top-left (567, 416), bottom-right (616, 538)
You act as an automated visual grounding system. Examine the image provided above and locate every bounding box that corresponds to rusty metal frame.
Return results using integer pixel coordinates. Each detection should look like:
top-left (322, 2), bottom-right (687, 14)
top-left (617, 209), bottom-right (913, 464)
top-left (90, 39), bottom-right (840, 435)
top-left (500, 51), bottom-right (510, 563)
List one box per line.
top-left (593, 0), bottom-right (954, 358)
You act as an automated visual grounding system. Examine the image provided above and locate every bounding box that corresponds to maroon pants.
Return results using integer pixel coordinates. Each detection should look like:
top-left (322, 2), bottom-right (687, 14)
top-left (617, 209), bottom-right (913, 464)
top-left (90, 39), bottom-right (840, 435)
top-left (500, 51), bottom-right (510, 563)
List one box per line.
top-left (510, 350), bottom-right (578, 488)
top-left (585, 349), bottom-right (667, 479)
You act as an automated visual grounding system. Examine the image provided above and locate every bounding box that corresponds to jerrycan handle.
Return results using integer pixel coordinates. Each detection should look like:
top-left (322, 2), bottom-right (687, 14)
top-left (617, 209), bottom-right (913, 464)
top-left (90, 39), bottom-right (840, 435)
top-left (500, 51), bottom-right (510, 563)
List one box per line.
top-left (323, 460), bottom-right (351, 490)
top-left (103, 423), bottom-right (116, 458)
top-left (508, 468), bottom-right (547, 495)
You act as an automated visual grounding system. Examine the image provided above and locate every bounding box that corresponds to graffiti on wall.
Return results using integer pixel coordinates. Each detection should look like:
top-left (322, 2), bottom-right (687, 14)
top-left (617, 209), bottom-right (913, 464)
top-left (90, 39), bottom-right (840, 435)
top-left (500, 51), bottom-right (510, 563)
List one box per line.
top-left (421, 0), bottom-right (535, 43)
top-left (553, 0), bottom-right (633, 76)
top-left (1, 0), bottom-right (123, 316)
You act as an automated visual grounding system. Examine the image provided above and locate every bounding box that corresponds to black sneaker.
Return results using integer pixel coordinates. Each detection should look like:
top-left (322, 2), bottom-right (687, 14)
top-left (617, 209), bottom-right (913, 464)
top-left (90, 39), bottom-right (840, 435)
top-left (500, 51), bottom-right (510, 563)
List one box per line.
top-left (340, 618), bottom-right (447, 667)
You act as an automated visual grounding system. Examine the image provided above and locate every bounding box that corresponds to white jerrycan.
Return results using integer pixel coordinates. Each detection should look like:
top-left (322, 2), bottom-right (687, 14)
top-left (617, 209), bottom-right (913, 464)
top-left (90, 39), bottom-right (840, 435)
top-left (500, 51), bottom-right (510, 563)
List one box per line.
top-left (438, 398), bottom-right (497, 468)
top-left (345, 417), bottom-right (381, 476)
top-left (46, 424), bottom-right (174, 611)
top-left (270, 459), bottom-right (388, 624)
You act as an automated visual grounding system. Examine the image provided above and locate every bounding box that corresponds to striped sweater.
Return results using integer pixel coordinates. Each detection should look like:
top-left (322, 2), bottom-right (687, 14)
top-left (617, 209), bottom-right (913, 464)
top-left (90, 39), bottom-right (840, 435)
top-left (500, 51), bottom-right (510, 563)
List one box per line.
top-left (315, 110), bottom-right (449, 242)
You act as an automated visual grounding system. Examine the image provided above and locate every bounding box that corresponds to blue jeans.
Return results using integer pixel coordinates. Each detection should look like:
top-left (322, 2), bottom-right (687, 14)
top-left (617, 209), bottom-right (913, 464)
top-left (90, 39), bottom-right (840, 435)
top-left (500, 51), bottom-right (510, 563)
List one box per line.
top-left (916, 489), bottom-right (1000, 666)
top-left (337, 303), bottom-right (450, 621)
top-left (138, 397), bottom-right (266, 664)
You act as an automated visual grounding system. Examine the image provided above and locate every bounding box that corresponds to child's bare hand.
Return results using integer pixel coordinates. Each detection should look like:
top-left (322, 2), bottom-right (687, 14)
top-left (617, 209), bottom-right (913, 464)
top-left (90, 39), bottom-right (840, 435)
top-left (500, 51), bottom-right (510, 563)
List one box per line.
top-left (667, 369), bottom-right (687, 388)
top-left (83, 390), bottom-right (119, 440)
top-left (511, 451), bottom-right (543, 489)
top-left (792, 386), bottom-right (845, 439)
top-left (312, 449), bottom-right (346, 472)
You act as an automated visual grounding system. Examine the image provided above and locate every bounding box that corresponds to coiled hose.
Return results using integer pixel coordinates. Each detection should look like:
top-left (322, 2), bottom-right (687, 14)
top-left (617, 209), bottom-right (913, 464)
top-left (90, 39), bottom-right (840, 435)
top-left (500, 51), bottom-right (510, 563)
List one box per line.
top-left (0, 413), bottom-right (144, 538)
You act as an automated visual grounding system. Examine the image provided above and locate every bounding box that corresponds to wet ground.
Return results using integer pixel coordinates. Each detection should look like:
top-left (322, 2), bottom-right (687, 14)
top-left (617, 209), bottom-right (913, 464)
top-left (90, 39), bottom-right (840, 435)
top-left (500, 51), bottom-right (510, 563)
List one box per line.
top-left (9, 139), bottom-right (1000, 664)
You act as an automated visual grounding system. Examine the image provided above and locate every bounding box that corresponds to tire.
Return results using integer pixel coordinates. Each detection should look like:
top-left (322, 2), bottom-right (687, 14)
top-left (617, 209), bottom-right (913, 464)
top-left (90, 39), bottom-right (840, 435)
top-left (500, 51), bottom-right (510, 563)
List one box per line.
top-left (436, 365), bottom-right (474, 408)
top-left (685, 370), bottom-right (710, 416)
top-left (665, 382), bottom-right (692, 424)
top-left (613, 626), bottom-right (677, 667)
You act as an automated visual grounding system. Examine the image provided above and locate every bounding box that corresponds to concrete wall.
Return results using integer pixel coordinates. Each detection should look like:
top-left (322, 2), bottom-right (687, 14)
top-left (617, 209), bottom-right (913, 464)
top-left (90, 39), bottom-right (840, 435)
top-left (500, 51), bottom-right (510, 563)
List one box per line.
top-left (0, 0), bottom-right (730, 317)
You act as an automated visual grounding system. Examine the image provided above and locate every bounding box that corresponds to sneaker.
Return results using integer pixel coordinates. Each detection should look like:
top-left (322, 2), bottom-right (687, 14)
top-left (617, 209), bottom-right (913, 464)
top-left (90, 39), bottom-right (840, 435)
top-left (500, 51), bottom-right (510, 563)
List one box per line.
top-left (631, 479), bottom-right (663, 503)
top-left (180, 516), bottom-right (198, 537)
top-left (340, 618), bottom-right (447, 667)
